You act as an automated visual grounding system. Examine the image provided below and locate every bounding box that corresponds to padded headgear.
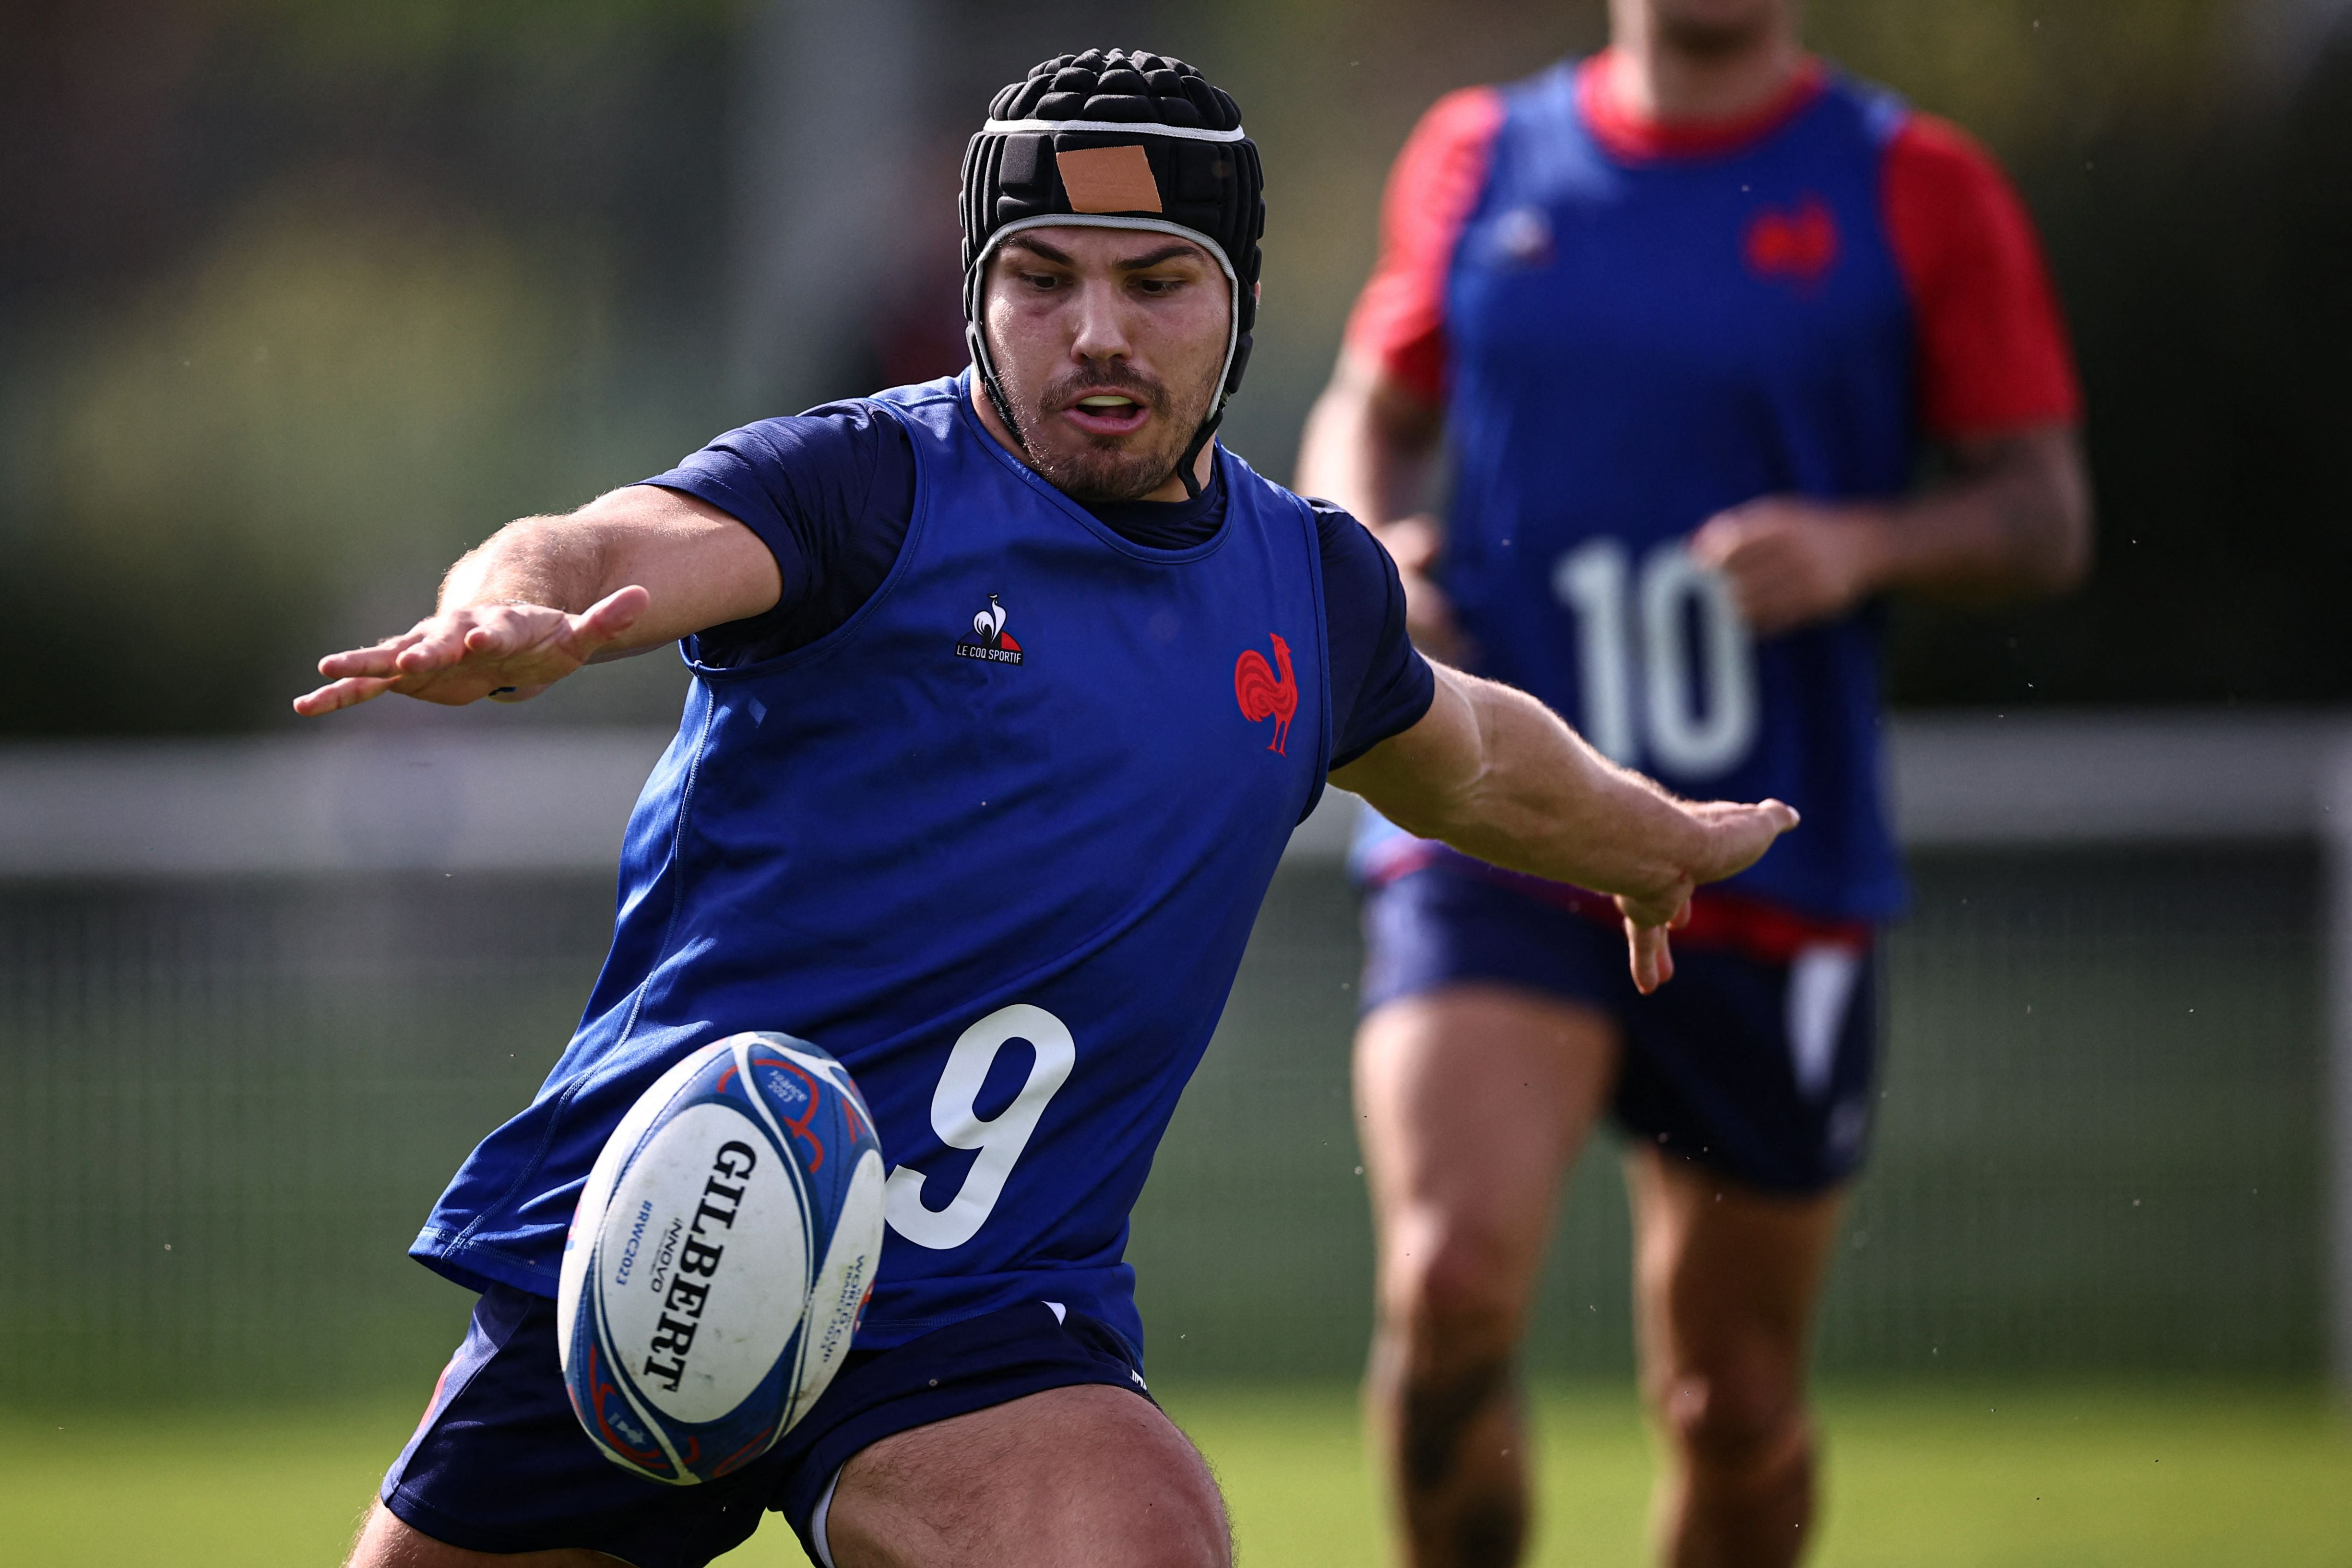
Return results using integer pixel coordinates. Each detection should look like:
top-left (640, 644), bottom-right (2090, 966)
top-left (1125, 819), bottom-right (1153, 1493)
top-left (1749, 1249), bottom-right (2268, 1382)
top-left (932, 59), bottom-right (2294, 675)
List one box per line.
top-left (960, 49), bottom-right (1266, 498)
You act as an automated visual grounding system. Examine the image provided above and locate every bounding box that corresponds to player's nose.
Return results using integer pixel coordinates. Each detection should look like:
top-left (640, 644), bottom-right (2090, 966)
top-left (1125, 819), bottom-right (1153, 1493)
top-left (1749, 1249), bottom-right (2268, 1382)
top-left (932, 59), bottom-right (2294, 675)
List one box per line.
top-left (1066, 277), bottom-right (1136, 362)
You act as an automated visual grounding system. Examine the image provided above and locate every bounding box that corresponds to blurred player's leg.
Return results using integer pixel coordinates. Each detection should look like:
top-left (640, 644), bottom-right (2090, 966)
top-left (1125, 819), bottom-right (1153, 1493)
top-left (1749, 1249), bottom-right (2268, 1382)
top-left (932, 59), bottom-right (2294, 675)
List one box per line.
top-left (1627, 1150), bottom-right (1842, 1568)
top-left (1356, 986), bottom-right (1619, 1568)
top-left (824, 1383), bottom-right (1230, 1568)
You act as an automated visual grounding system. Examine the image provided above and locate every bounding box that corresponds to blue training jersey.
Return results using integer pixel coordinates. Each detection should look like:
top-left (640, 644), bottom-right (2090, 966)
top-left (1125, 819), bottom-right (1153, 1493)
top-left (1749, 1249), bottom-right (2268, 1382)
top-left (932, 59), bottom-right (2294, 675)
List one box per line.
top-left (1355, 62), bottom-right (1965, 922)
top-left (414, 376), bottom-right (1331, 1357)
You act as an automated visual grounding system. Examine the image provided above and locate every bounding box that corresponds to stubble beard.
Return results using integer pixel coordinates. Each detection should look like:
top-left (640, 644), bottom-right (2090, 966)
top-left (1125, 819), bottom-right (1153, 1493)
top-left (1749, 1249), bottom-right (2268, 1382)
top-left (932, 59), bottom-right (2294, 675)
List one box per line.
top-left (1001, 365), bottom-right (1217, 504)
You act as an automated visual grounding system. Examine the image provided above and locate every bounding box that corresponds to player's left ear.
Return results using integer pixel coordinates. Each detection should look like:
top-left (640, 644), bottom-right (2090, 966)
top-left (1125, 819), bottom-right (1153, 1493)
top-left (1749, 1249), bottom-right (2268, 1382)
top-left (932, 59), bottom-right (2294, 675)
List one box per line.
top-left (1252, 282), bottom-right (1262, 305)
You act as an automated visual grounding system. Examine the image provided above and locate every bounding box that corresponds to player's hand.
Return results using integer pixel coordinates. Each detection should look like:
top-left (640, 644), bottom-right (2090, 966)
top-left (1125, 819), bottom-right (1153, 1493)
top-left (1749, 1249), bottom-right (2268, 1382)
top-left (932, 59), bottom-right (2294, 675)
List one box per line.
top-left (1614, 797), bottom-right (1801, 994)
top-left (292, 587), bottom-right (651, 716)
top-left (1688, 497), bottom-right (1889, 636)
top-left (1374, 514), bottom-right (1479, 668)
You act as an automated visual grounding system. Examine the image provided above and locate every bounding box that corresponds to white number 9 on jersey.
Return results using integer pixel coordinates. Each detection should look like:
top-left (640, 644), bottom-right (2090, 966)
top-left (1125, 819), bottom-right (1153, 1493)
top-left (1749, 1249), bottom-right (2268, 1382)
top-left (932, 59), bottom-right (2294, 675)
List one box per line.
top-left (883, 1003), bottom-right (1075, 1251)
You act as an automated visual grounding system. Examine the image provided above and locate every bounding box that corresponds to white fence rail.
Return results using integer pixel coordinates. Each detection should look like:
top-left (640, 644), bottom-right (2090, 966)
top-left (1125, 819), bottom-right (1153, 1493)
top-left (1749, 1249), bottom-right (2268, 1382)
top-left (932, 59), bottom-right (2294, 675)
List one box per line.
top-left (2, 712), bottom-right (2345, 877)
top-left (4, 712), bottom-right (2349, 1386)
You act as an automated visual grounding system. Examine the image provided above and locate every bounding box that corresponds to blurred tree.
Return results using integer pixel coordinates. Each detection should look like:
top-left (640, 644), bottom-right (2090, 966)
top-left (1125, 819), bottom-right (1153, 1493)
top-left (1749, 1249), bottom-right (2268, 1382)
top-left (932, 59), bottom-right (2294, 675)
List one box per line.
top-left (0, 0), bottom-right (733, 733)
top-left (0, 0), bottom-right (2346, 733)
top-left (51, 185), bottom-right (561, 584)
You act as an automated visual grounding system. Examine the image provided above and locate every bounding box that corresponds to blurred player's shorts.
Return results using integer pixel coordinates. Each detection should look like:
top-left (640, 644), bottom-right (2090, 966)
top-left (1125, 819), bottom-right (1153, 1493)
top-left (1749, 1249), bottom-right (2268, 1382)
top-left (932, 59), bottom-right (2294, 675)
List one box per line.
top-left (1362, 859), bottom-right (1878, 1193)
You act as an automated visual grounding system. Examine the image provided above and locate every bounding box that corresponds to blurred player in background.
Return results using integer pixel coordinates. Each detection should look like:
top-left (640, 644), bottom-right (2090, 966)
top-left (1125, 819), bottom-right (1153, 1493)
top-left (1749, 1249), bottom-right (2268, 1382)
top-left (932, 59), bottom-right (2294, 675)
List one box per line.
top-left (1298, 1), bottom-right (2091, 1564)
top-left (299, 48), bottom-right (1797, 1568)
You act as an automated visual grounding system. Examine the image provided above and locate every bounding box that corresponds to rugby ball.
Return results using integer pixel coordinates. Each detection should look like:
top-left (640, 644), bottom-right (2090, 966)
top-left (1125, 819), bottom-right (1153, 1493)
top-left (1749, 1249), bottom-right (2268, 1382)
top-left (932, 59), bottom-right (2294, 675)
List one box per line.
top-left (557, 1032), bottom-right (886, 1484)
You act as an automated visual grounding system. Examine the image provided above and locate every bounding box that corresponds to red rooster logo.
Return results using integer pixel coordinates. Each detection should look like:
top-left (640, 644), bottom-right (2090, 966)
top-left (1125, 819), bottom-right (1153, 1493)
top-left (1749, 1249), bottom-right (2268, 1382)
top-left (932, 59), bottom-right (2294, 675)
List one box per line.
top-left (1233, 633), bottom-right (1298, 755)
top-left (1744, 195), bottom-right (1839, 286)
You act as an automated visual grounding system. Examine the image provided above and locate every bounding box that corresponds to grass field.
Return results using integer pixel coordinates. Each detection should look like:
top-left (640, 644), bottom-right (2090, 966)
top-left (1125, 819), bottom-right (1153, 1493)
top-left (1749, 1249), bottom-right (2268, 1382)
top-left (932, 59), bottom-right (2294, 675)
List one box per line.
top-left (4, 1382), bottom-right (2347, 1567)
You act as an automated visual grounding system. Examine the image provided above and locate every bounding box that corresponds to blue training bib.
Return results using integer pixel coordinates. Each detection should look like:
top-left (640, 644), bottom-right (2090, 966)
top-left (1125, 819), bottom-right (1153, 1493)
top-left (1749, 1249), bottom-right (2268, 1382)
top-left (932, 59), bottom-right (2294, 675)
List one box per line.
top-left (1426, 62), bottom-right (1915, 920)
top-left (414, 375), bottom-right (1331, 1357)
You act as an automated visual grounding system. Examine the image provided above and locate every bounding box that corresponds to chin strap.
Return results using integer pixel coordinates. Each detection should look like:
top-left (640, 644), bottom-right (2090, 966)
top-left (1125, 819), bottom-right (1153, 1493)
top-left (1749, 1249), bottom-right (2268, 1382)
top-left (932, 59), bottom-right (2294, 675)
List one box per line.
top-left (1174, 403), bottom-right (1225, 501)
top-left (967, 320), bottom-right (1023, 444)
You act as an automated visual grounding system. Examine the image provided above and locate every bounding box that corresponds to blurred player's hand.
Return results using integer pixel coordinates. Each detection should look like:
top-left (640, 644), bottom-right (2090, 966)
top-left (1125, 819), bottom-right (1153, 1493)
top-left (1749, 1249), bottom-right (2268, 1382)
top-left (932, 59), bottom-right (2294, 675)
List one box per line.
top-left (1613, 797), bottom-right (1801, 994)
top-left (292, 588), bottom-right (650, 716)
top-left (1688, 497), bottom-right (1887, 636)
top-left (1374, 514), bottom-right (1479, 668)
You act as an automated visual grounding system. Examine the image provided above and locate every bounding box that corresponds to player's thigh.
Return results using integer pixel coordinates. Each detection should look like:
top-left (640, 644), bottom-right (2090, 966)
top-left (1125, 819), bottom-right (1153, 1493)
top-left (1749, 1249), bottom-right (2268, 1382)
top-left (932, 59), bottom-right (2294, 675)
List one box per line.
top-left (824, 1383), bottom-right (1227, 1568)
top-left (1624, 1149), bottom-right (1843, 1428)
top-left (345, 1500), bottom-right (628, 1568)
top-left (1355, 984), bottom-right (1619, 1318)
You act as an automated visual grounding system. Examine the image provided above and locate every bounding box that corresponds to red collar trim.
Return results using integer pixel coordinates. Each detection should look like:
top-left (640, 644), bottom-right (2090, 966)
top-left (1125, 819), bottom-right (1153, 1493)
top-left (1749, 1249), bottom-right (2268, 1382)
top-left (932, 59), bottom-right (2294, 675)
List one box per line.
top-left (1577, 48), bottom-right (1826, 162)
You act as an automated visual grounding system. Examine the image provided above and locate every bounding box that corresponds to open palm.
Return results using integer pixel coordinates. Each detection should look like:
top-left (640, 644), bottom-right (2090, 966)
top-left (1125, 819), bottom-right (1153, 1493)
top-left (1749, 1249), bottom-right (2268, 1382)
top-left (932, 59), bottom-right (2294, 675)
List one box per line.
top-left (292, 587), bottom-right (649, 717)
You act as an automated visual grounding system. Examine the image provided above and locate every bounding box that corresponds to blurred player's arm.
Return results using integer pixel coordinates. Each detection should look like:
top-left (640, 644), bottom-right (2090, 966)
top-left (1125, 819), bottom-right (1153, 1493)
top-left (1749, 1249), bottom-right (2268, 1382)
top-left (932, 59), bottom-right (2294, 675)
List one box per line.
top-left (1332, 662), bottom-right (1798, 993)
top-left (1299, 346), bottom-right (1444, 527)
top-left (1688, 424), bottom-right (2092, 636)
top-left (1297, 86), bottom-right (1498, 666)
top-left (293, 487), bottom-right (778, 715)
top-left (1695, 114), bottom-right (2094, 635)
top-left (1298, 349), bottom-right (1468, 662)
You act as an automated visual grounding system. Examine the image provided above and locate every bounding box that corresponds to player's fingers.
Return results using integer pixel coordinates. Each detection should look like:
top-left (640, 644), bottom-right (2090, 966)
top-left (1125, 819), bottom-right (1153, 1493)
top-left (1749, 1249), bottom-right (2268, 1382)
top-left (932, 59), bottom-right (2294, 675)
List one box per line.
top-left (463, 604), bottom-right (584, 668)
top-left (1733, 800), bottom-right (1800, 868)
top-left (318, 621), bottom-right (445, 677)
top-left (1729, 798), bottom-right (1802, 847)
top-left (454, 607), bottom-right (540, 662)
top-left (1716, 554), bottom-right (1799, 626)
top-left (291, 674), bottom-right (397, 716)
top-left (320, 625), bottom-right (435, 677)
top-left (1628, 920), bottom-right (1673, 995)
top-left (1688, 505), bottom-right (1771, 565)
top-left (401, 613), bottom-right (501, 672)
top-left (315, 644), bottom-right (406, 680)
top-left (1686, 520), bottom-right (1736, 568)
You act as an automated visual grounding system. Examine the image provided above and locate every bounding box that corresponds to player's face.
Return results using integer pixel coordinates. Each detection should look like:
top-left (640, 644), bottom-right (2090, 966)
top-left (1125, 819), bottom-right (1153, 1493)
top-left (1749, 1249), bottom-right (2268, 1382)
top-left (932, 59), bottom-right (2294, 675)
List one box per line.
top-left (1640, 0), bottom-right (1794, 56)
top-left (981, 226), bottom-right (1231, 503)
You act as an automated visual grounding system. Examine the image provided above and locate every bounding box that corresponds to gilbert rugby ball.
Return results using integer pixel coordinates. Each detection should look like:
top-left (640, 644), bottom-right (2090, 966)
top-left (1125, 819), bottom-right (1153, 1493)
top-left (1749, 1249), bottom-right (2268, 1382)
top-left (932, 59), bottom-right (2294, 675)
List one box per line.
top-left (557, 1032), bottom-right (885, 1484)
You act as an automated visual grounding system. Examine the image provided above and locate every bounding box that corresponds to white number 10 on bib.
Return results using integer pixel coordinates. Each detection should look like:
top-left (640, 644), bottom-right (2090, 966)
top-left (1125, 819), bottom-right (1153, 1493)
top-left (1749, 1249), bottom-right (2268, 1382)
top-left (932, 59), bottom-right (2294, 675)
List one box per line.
top-left (1552, 537), bottom-right (1758, 779)
top-left (884, 1003), bottom-right (1075, 1250)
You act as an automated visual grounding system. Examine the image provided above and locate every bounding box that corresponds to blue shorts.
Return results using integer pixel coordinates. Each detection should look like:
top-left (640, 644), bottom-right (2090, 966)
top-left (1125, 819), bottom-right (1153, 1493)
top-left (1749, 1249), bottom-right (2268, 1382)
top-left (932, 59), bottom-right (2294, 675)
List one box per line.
top-left (1361, 860), bottom-right (1879, 1193)
top-left (381, 1284), bottom-right (1153, 1567)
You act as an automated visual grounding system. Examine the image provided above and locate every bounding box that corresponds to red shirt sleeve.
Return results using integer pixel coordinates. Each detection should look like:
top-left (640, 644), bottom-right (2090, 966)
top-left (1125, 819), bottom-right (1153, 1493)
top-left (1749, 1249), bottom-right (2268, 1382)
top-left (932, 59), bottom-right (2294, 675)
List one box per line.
top-left (1341, 86), bottom-right (1505, 405)
top-left (1884, 113), bottom-right (2082, 438)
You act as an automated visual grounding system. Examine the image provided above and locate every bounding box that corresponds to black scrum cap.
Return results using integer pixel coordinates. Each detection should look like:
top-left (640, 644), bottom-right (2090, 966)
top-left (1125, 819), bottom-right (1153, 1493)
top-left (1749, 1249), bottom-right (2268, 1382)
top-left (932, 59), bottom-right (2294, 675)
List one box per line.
top-left (960, 49), bottom-right (1266, 496)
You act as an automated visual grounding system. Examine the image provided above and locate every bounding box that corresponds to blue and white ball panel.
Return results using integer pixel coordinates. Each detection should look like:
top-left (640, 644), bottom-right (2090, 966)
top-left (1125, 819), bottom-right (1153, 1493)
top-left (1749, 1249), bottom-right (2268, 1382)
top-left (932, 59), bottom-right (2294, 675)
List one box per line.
top-left (556, 1033), bottom-right (886, 1485)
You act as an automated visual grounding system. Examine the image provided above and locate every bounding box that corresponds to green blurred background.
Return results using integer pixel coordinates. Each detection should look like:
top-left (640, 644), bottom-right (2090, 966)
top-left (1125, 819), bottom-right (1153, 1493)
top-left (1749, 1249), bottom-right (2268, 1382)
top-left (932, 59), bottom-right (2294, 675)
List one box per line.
top-left (6, 0), bottom-right (2352, 733)
top-left (5, 1), bottom-right (2352, 1563)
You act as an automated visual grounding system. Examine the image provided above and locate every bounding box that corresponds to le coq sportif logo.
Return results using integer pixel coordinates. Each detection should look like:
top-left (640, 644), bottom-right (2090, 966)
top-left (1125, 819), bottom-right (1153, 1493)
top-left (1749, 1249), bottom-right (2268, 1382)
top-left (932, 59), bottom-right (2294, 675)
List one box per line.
top-left (955, 594), bottom-right (1025, 665)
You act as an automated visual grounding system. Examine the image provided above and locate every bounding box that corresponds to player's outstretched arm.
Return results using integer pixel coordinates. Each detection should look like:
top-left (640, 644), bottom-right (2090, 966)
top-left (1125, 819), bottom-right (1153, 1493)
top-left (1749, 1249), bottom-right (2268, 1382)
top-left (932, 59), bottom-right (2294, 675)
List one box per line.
top-left (1330, 663), bottom-right (1799, 994)
top-left (293, 487), bottom-right (781, 716)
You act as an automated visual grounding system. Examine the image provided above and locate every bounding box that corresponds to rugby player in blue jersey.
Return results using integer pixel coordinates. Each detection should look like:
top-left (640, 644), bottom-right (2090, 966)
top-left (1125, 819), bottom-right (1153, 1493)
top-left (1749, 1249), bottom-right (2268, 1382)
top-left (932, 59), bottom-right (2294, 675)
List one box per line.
top-left (297, 49), bottom-right (1795, 1568)
top-left (1299, 2), bottom-right (2092, 1565)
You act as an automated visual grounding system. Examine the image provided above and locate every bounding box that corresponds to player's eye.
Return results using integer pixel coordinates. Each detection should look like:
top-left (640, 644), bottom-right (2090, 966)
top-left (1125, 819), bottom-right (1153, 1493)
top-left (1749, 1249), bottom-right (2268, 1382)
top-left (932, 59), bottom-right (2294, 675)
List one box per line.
top-left (1132, 274), bottom-right (1185, 297)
